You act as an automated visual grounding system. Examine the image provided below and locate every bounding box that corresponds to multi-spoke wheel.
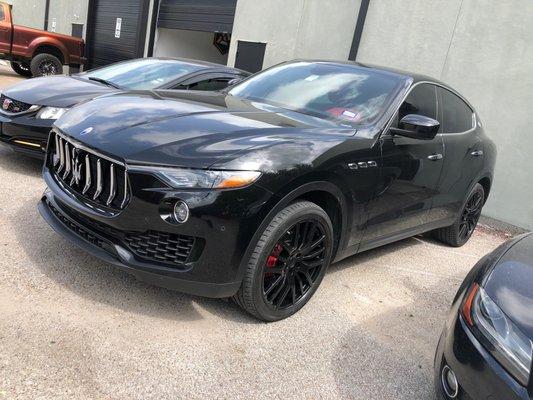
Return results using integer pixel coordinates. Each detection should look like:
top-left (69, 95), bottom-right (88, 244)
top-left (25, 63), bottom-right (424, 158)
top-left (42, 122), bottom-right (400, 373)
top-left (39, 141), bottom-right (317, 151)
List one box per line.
top-left (30, 54), bottom-right (63, 77)
top-left (10, 61), bottom-right (32, 77)
top-left (234, 201), bottom-right (333, 321)
top-left (433, 183), bottom-right (485, 247)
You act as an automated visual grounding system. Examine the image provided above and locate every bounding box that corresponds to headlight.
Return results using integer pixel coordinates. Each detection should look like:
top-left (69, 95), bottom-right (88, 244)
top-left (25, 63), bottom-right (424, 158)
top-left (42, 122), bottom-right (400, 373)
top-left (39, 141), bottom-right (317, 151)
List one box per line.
top-left (36, 107), bottom-right (69, 120)
top-left (462, 283), bottom-right (532, 386)
top-left (130, 166), bottom-right (261, 189)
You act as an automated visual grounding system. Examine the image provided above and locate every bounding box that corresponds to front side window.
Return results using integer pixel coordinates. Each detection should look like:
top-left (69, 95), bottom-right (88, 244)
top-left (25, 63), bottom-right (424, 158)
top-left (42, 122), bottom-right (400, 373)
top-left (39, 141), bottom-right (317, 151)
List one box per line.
top-left (82, 59), bottom-right (204, 90)
top-left (440, 88), bottom-right (474, 133)
top-left (229, 61), bottom-right (405, 126)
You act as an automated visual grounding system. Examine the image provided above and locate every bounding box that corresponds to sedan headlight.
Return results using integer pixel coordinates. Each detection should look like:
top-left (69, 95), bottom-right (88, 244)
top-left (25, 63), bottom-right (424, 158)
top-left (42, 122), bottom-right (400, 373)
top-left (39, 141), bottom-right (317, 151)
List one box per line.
top-left (36, 107), bottom-right (69, 120)
top-left (130, 166), bottom-right (261, 189)
top-left (462, 283), bottom-right (532, 386)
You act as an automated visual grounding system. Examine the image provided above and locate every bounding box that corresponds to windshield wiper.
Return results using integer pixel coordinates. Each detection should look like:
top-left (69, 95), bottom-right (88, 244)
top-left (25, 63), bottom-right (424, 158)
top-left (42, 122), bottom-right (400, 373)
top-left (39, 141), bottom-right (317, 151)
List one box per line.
top-left (88, 77), bottom-right (121, 89)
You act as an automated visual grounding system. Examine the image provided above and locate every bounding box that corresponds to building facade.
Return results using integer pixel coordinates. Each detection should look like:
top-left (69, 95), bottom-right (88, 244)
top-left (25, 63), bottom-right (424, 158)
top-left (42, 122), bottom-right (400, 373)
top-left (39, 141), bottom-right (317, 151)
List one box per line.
top-left (6, 0), bottom-right (533, 229)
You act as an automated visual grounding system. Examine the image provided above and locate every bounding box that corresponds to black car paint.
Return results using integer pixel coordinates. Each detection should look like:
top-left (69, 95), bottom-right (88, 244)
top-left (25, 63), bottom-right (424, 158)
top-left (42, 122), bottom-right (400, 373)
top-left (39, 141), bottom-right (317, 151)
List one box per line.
top-left (0, 61), bottom-right (248, 158)
top-left (38, 62), bottom-right (496, 300)
top-left (435, 233), bottom-right (533, 399)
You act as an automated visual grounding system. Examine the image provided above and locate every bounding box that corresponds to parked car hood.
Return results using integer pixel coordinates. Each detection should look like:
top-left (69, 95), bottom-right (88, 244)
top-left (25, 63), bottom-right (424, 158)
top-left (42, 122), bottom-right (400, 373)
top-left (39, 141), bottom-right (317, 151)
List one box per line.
top-left (2, 75), bottom-right (116, 108)
top-left (484, 233), bottom-right (533, 338)
top-left (55, 91), bottom-right (364, 170)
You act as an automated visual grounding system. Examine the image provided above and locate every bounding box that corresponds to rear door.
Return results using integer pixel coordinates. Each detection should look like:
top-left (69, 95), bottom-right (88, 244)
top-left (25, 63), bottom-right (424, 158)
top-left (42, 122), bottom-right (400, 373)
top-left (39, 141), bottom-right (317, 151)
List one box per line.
top-left (361, 83), bottom-right (445, 246)
top-left (429, 87), bottom-right (483, 220)
top-left (0, 4), bottom-right (12, 55)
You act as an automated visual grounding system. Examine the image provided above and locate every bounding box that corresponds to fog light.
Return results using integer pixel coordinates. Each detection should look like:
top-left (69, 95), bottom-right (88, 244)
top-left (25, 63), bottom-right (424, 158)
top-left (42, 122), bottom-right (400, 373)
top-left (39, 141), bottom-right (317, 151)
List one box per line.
top-left (441, 365), bottom-right (459, 398)
top-left (173, 200), bottom-right (189, 224)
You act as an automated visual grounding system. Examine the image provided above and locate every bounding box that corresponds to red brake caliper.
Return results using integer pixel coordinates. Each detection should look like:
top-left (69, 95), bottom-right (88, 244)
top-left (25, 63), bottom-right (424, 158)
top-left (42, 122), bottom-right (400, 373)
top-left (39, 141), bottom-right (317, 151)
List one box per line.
top-left (266, 244), bottom-right (283, 274)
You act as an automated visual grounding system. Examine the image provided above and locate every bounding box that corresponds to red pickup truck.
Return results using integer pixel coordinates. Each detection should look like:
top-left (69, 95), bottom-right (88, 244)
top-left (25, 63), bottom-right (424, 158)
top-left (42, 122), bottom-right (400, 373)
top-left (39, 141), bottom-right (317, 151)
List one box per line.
top-left (0, 2), bottom-right (85, 77)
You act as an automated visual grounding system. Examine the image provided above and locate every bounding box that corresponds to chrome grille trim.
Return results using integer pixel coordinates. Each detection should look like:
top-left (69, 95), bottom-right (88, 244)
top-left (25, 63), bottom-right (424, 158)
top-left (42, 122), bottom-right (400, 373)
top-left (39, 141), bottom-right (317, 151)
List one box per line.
top-left (94, 159), bottom-right (103, 200)
top-left (48, 130), bottom-right (130, 211)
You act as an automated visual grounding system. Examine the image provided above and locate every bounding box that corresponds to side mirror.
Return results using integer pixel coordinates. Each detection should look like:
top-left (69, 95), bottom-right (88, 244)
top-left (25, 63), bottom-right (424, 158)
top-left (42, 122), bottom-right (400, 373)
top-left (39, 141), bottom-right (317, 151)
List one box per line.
top-left (390, 114), bottom-right (440, 140)
top-left (228, 77), bottom-right (243, 86)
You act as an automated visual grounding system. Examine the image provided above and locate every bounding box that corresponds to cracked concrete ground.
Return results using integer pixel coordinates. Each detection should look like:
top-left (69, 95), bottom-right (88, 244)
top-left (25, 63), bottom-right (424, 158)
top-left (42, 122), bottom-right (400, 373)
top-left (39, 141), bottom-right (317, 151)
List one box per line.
top-left (0, 65), bottom-right (512, 399)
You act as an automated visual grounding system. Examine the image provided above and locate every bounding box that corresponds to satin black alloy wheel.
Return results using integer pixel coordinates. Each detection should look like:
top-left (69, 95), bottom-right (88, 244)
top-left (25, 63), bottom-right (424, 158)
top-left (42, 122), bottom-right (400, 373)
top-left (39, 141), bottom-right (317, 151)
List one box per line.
top-left (30, 54), bottom-right (63, 77)
top-left (10, 61), bottom-right (32, 77)
top-left (234, 201), bottom-right (333, 321)
top-left (434, 183), bottom-right (485, 247)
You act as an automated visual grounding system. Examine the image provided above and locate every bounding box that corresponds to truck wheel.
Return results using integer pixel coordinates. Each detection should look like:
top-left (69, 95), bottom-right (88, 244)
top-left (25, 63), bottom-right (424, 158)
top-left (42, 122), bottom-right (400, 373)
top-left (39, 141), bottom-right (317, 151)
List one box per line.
top-left (233, 201), bottom-right (334, 321)
top-left (30, 54), bottom-right (63, 77)
top-left (10, 61), bottom-right (32, 77)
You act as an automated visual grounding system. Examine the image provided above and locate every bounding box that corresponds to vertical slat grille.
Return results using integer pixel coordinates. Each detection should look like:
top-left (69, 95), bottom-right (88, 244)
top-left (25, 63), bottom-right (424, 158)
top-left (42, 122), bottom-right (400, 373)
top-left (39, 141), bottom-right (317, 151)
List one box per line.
top-left (48, 131), bottom-right (130, 211)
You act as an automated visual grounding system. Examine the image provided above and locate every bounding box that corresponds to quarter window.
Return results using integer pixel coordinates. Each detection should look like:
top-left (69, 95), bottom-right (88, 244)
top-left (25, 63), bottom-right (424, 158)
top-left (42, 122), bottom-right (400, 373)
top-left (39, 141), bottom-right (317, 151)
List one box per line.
top-left (440, 88), bottom-right (474, 133)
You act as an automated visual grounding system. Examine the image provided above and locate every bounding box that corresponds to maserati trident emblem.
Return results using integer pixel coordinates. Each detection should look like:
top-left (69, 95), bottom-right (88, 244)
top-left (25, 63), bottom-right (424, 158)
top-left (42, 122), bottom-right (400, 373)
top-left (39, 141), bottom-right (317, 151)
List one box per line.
top-left (71, 148), bottom-right (83, 186)
top-left (80, 127), bottom-right (94, 135)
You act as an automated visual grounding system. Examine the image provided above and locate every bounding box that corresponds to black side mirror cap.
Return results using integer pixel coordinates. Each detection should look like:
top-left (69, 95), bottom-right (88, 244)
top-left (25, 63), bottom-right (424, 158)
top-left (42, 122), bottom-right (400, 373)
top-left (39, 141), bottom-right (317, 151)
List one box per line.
top-left (390, 114), bottom-right (440, 140)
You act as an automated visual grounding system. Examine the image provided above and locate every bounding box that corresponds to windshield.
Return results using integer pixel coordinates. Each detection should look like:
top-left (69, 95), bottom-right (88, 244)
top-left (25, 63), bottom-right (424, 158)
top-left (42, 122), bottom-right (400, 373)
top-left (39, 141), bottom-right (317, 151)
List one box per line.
top-left (229, 62), bottom-right (404, 126)
top-left (81, 59), bottom-right (204, 90)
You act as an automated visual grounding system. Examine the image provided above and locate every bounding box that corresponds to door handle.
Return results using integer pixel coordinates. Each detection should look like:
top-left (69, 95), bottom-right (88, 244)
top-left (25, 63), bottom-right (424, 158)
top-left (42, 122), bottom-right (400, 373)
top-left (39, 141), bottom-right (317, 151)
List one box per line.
top-left (470, 150), bottom-right (483, 157)
top-left (427, 153), bottom-right (443, 161)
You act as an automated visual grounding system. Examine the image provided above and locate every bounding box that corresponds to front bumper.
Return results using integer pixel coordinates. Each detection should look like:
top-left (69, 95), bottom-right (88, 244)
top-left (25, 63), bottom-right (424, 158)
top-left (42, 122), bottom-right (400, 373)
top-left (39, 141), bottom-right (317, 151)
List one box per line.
top-left (435, 312), bottom-right (532, 399)
top-left (39, 164), bottom-right (273, 298)
top-left (0, 113), bottom-right (52, 159)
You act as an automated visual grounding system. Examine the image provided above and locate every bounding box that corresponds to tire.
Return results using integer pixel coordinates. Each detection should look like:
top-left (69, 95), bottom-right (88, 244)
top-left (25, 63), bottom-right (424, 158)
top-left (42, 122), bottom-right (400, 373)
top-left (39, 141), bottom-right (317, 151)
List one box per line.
top-left (10, 61), bottom-right (32, 77)
top-left (30, 53), bottom-right (63, 77)
top-left (433, 183), bottom-right (485, 247)
top-left (234, 201), bottom-right (334, 321)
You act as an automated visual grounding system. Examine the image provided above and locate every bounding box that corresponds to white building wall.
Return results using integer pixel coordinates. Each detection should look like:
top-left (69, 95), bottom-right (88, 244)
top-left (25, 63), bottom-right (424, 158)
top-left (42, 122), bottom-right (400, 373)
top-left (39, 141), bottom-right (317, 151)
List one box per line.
top-left (357, 0), bottom-right (533, 229)
top-left (228, 0), bottom-right (362, 68)
top-left (47, 0), bottom-right (88, 37)
top-left (4, 0), bottom-right (46, 29)
top-left (154, 28), bottom-right (228, 64)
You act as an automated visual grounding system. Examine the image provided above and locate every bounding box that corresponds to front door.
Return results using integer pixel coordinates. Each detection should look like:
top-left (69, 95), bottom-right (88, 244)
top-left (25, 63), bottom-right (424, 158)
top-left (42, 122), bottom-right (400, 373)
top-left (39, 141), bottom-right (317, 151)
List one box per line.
top-left (0, 3), bottom-right (12, 55)
top-left (361, 83), bottom-right (445, 247)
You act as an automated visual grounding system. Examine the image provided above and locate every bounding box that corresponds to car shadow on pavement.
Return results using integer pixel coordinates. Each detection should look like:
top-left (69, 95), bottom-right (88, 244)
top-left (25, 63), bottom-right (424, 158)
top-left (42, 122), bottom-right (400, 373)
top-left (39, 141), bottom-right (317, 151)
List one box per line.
top-left (0, 148), bottom-right (44, 177)
top-left (11, 201), bottom-right (261, 325)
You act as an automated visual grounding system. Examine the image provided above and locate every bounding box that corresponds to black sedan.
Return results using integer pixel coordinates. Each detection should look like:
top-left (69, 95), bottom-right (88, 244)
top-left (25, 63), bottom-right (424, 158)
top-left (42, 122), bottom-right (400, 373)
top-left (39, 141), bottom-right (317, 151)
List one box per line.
top-left (38, 60), bottom-right (496, 321)
top-left (435, 232), bottom-right (533, 399)
top-left (0, 57), bottom-right (248, 158)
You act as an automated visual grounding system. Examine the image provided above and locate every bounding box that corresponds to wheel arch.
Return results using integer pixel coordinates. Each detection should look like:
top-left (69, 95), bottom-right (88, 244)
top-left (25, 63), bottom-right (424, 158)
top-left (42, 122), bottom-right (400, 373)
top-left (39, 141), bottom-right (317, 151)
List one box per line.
top-left (29, 39), bottom-right (67, 64)
top-left (478, 176), bottom-right (491, 204)
top-left (236, 180), bottom-right (351, 283)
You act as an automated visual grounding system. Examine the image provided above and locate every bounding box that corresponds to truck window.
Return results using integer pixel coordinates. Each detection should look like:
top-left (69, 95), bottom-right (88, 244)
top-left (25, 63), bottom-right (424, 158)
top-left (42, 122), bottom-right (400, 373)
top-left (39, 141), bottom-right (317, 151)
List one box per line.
top-left (0, 7), bottom-right (5, 21)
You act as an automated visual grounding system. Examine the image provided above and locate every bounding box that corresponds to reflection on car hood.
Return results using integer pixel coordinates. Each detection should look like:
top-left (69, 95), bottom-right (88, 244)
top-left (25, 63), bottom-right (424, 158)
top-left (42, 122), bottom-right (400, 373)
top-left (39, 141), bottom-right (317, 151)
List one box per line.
top-left (2, 75), bottom-right (116, 108)
top-left (55, 91), bottom-right (360, 169)
top-left (484, 233), bottom-right (533, 338)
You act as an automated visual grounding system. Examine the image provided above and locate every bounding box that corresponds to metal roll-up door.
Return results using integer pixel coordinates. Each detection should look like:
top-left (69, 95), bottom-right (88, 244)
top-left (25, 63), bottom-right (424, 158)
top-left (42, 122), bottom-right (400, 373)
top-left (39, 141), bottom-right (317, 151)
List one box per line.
top-left (158, 0), bottom-right (237, 33)
top-left (86, 0), bottom-right (150, 68)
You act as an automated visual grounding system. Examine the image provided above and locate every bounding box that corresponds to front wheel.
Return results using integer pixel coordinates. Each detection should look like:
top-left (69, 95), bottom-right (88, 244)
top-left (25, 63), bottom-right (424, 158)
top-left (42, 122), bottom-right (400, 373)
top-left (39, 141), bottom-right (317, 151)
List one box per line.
top-left (234, 201), bottom-right (334, 321)
top-left (30, 53), bottom-right (63, 77)
top-left (10, 61), bottom-right (33, 77)
top-left (433, 183), bottom-right (485, 247)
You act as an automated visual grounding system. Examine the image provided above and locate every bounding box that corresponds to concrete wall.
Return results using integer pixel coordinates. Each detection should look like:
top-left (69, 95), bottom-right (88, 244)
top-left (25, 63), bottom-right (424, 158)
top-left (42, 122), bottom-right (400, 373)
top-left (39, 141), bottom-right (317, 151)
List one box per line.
top-left (7, 0), bottom-right (88, 37)
top-left (4, 0), bottom-right (45, 30)
top-left (357, 0), bottom-right (533, 229)
top-left (47, 0), bottom-right (88, 37)
top-left (228, 0), bottom-right (362, 68)
top-left (154, 28), bottom-right (228, 64)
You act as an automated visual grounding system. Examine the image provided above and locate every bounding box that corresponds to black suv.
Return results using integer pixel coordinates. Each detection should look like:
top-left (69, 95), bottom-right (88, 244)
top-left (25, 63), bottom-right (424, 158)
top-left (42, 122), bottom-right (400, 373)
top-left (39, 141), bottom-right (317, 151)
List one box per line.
top-left (38, 61), bottom-right (496, 321)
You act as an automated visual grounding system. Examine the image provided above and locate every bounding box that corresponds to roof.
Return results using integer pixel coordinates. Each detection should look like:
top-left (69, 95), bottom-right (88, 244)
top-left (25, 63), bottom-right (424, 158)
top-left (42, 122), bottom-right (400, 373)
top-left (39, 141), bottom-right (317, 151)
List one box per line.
top-left (150, 57), bottom-right (249, 75)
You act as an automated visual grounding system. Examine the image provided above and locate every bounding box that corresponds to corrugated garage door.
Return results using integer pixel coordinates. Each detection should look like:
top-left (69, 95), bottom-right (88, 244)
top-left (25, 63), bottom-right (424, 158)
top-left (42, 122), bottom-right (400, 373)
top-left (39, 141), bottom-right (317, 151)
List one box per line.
top-left (158, 0), bottom-right (237, 33)
top-left (86, 0), bottom-right (150, 68)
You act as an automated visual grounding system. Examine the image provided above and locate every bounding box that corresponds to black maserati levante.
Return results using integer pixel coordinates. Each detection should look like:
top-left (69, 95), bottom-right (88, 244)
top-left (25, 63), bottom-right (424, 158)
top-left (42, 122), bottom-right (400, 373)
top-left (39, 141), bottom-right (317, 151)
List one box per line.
top-left (38, 61), bottom-right (496, 321)
top-left (0, 57), bottom-right (248, 158)
top-left (435, 232), bottom-right (533, 399)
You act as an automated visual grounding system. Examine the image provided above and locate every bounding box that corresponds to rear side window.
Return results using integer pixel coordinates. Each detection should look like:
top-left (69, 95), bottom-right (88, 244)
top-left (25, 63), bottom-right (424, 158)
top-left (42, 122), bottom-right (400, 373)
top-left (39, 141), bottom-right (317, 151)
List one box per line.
top-left (440, 88), bottom-right (474, 133)
top-left (393, 83), bottom-right (437, 127)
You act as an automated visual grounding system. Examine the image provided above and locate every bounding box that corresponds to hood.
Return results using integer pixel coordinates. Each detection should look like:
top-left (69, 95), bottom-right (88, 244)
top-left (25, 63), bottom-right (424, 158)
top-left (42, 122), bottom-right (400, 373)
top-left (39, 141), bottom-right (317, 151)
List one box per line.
top-left (2, 75), bottom-right (116, 108)
top-left (484, 233), bottom-right (533, 338)
top-left (55, 91), bottom-right (361, 169)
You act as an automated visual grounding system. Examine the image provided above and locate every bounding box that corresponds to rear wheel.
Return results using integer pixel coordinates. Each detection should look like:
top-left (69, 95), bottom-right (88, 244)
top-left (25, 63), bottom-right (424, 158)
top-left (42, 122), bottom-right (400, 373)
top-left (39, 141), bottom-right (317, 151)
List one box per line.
top-left (30, 53), bottom-right (63, 77)
top-left (10, 61), bottom-right (32, 77)
top-left (433, 183), bottom-right (485, 247)
top-left (234, 201), bottom-right (334, 321)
